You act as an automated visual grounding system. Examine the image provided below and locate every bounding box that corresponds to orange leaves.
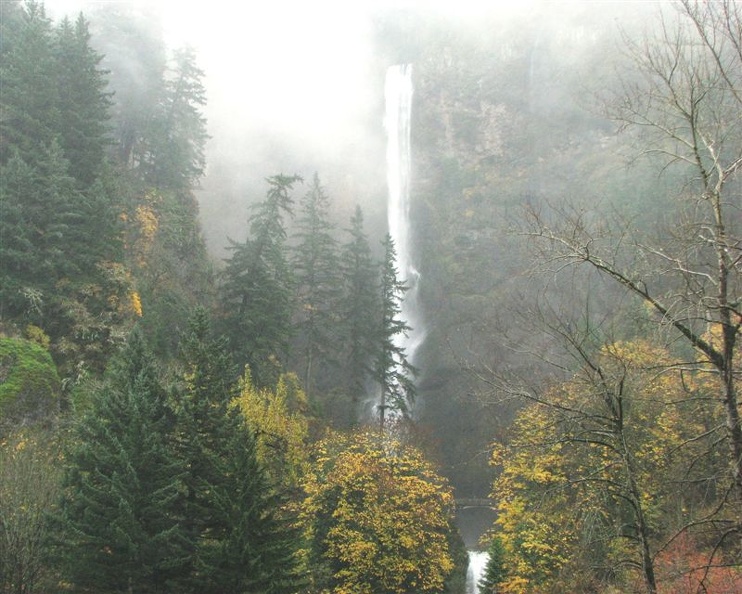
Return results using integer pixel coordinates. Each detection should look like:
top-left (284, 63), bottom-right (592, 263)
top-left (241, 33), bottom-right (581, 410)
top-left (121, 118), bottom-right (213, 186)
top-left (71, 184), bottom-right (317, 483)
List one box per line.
top-left (653, 532), bottom-right (742, 594)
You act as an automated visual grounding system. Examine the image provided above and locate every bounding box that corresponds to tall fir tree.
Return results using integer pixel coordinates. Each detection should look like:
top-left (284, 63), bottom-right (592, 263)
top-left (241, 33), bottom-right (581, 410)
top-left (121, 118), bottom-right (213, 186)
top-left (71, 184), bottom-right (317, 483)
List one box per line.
top-left (203, 414), bottom-right (304, 593)
top-left (55, 329), bottom-right (187, 593)
top-left (292, 173), bottom-right (340, 400)
top-left (174, 308), bottom-right (303, 593)
top-left (173, 307), bottom-right (238, 571)
top-left (140, 46), bottom-right (208, 191)
top-left (479, 537), bottom-right (507, 594)
top-left (0, 142), bottom-right (79, 324)
top-left (0, 2), bottom-right (125, 376)
top-left (220, 174), bottom-right (301, 387)
top-left (0, 1), bottom-right (58, 168)
top-left (89, 3), bottom-right (166, 168)
top-left (375, 233), bottom-right (416, 429)
top-left (338, 206), bottom-right (380, 414)
top-left (0, 1), bottom-right (26, 57)
top-left (54, 13), bottom-right (112, 187)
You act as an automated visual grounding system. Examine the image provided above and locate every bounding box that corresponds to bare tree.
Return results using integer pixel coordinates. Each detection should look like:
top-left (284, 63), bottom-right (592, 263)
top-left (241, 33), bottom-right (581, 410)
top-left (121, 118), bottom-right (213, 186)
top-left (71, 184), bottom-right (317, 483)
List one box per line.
top-left (524, 2), bottom-right (742, 526)
top-left (0, 430), bottom-right (60, 594)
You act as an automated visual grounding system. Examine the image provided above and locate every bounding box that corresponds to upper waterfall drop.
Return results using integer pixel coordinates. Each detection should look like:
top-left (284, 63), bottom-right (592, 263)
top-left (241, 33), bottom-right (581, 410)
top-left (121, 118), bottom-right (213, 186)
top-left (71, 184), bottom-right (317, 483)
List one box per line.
top-left (385, 64), bottom-right (425, 372)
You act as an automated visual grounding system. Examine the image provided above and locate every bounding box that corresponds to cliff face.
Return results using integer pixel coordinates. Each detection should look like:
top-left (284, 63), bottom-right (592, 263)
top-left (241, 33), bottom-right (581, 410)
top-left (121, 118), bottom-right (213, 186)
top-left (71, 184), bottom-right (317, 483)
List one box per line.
top-left (384, 5), bottom-right (656, 495)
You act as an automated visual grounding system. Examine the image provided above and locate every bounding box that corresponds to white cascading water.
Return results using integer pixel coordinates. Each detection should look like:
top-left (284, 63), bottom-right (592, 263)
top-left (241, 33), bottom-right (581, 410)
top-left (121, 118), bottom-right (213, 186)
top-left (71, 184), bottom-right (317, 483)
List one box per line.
top-left (385, 63), bottom-right (425, 392)
top-left (385, 65), bottom-right (489, 590)
top-left (363, 64), bottom-right (420, 423)
top-left (466, 550), bottom-right (489, 594)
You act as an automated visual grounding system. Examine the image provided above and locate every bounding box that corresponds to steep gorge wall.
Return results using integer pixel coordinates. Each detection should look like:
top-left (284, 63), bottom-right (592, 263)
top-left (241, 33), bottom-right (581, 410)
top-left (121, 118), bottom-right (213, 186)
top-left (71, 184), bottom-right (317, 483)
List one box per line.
top-left (386, 5), bottom-right (655, 495)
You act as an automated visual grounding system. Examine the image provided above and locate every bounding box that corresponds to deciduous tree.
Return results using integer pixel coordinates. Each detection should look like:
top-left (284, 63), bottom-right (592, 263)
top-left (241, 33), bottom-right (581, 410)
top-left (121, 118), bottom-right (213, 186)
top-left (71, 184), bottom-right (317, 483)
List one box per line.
top-left (487, 336), bottom-right (718, 594)
top-left (301, 429), bottom-right (455, 593)
top-left (233, 369), bottom-right (310, 494)
top-left (524, 0), bottom-right (742, 518)
top-left (0, 429), bottom-right (60, 594)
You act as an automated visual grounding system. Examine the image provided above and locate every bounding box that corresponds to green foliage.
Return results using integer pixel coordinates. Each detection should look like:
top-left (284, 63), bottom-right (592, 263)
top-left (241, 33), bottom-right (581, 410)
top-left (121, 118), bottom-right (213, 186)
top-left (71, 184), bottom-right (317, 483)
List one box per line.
top-left (0, 2), bottom-right (135, 380)
top-left (443, 528), bottom-right (469, 594)
top-left (137, 47), bottom-right (208, 190)
top-left (0, 336), bottom-right (60, 429)
top-left (338, 206), bottom-right (380, 412)
top-left (56, 328), bottom-right (187, 593)
top-left (479, 537), bottom-right (506, 593)
top-left (173, 308), bottom-right (304, 593)
top-left (375, 234), bottom-right (416, 426)
top-left (126, 186), bottom-right (216, 360)
top-left (0, 0), bottom-right (58, 167)
top-left (192, 410), bottom-right (304, 594)
top-left (220, 174), bottom-right (302, 387)
top-left (0, 146), bottom-right (74, 320)
top-left (0, 1), bottom-right (26, 57)
top-left (291, 173), bottom-right (340, 401)
top-left (54, 14), bottom-right (112, 186)
top-left (0, 4), bottom-right (111, 187)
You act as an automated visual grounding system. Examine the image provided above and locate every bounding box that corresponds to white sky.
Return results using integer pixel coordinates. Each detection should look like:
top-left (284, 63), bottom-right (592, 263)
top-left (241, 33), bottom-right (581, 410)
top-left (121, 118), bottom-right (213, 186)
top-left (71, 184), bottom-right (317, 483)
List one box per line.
top-left (42, 0), bottom-right (537, 139)
top-left (38, 0), bottom-right (588, 245)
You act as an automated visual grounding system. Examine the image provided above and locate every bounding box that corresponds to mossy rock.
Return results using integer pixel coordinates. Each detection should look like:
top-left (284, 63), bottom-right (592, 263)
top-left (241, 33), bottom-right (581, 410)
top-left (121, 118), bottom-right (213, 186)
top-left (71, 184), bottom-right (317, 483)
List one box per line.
top-left (0, 337), bottom-right (60, 427)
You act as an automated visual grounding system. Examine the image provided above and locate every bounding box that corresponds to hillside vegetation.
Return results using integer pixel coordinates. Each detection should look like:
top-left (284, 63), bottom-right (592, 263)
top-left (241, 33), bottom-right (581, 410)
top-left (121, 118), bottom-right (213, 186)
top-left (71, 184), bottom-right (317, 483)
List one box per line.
top-left (3, 1), bottom-right (742, 593)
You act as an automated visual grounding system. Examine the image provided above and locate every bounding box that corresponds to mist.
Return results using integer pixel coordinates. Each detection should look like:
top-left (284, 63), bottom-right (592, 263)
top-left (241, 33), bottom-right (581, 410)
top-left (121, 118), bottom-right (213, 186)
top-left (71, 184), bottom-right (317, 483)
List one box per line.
top-left (39, 0), bottom-right (663, 448)
top-left (42, 0), bottom-right (581, 253)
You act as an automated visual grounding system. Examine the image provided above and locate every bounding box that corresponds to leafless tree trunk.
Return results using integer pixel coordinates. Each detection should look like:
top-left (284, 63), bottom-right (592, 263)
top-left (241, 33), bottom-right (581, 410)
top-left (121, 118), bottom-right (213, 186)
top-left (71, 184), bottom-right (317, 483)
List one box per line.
top-left (524, 1), bottom-right (742, 514)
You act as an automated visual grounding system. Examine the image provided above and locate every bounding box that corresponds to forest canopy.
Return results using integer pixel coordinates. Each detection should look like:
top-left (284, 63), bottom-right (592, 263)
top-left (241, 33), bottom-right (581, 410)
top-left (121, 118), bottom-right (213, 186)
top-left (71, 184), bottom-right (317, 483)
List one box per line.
top-left (3, 1), bottom-right (742, 593)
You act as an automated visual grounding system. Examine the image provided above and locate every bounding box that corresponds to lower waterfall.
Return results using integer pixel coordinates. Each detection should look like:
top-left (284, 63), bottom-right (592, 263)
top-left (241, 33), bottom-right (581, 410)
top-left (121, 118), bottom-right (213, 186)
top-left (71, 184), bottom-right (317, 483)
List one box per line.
top-left (466, 550), bottom-right (489, 594)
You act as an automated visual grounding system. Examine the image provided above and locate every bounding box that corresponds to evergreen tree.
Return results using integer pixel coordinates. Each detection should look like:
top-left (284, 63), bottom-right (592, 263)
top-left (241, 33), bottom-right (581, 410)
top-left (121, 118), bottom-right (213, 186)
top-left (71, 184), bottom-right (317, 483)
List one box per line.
top-left (55, 329), bottom-right (187, 593)
top-left (174, 308), bottom-right (303, 593)
top-left (338, 206), bottom-right (379, 411)
top-left (141, 46), bottom-right (208, 190)
top-left (194, 410), bottom-right (303, 594)
top-left (89, 3), bottom-right (166, 168)
top-left (220, 174), bottom-right (301, 387)
top-left (479, 538), bottom-right (506, 594)
top-left (0, 3), bottom-right (122, 359)
top-left (292, 173), bottom-right (340, 400)
top-left (0, 1), bottom-right (58, 167)
top-left (0, 1), bottom-right (26, 57)
top-left (375, 233), bottom-right (416, 429)
top-left (54, 13), bottom-right (112, 187)
top-left (173, 307), bottom-right (237, 554)
top-left (0, 140), bottom-right (125, 374)
top-left (0, 143), bottom-right (79, 323)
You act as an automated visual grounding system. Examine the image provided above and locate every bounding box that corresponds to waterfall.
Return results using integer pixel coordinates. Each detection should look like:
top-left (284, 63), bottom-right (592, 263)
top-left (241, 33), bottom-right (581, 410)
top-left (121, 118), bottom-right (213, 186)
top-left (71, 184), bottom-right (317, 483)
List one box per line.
top-left (385, 64), bottom-right (425, 368)
top-left (362, 64), bottom-right (421, 423)
top-left (466, 550), bottom-right (489, 594)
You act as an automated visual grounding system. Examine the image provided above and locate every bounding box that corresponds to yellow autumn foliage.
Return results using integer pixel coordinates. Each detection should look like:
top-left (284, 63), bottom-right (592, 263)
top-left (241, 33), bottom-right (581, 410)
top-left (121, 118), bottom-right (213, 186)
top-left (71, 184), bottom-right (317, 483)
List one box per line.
top-left (301, 429), bottom-right (455, 593)
top-left (129, 291), bottom-right (143, 317)
top-left (233, 368), bottom-right (310, 491)
top-left (490, 339), bottom-right (720, 593)
top-left (128, 190), bottom-right (162, 268)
